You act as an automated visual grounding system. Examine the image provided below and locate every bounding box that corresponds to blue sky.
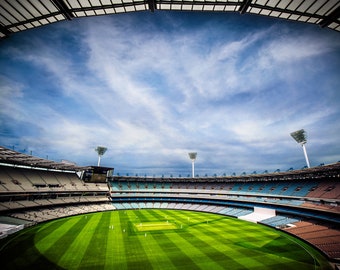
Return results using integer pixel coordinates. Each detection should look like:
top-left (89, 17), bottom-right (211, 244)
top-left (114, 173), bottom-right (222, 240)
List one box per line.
top-left (1, 12), bottom-right (340, 176)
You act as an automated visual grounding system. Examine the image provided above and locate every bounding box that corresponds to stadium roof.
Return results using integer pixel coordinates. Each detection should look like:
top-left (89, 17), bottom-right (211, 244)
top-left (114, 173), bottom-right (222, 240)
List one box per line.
top-left (1, 145), bottom-right (339, 178)
top-left (0, 146), bottom-right (89, 171)
top-left (0, 0), bottom-right (339, 40)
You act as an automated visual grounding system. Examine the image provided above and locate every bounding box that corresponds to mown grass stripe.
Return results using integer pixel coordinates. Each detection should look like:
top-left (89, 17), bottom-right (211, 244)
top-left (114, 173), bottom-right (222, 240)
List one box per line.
top-left (120, 211), bottom-right (154, 270)
top-left (35, 215), bottom-right (89, 265)
top-left (0, 225), bottom-right (64, 270)
top-left (133, 209), bottom-right (201, 269)
top-left (128, 210), bottom-right (177, 269)
top-left (151, 209), bottom-right (244, 269)
top-left (57, 213), bottom-right (103, 269)
top-left (174, 211), bottom-right (290, 268)
top-left (168, 210), bottom-right (317, 269)
top-left (34, 217), bottom-right (80, 252)
top-left (140, 209), bottom-right (228, 269)
top-left (141, 232), bottom-right (177, 269)
top-left (79, 212), bottom-right (111, 269)
top-left (155, 210), bottom-right (269, 269)
top-left (105, 210), bottom-right (127, 269)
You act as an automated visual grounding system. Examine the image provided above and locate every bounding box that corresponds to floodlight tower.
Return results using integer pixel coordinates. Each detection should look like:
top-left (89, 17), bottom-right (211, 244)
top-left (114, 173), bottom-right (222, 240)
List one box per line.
top-left (290, 129), bottom-right (310, 168)
top-left (188, 152), bottom-right (197, 178)
top-left (95, 146), bottom-right (107, 166)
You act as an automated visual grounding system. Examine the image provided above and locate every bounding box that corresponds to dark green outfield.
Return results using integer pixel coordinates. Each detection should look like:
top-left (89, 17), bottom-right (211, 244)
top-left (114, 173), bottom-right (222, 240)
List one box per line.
top-left (0, 209), bottom-right (332, 269)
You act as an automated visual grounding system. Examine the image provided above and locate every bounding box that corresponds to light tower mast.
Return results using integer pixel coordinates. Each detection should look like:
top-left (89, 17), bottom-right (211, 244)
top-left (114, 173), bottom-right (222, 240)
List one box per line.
top-left (188, 152), bottom-right (197, 178)
top-left (95, 146), bottom-right (107, 166)
top-left (290, 129), bottom-right (311, 168)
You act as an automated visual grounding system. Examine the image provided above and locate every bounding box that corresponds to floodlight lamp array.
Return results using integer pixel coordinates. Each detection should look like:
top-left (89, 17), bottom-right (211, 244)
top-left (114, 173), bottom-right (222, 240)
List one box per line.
top-left (95, 146), bottom-right (107, 156)
top-left (290, 129), bottom-right (307, 145)
top-left (188, 152), bottom-right (197, 161)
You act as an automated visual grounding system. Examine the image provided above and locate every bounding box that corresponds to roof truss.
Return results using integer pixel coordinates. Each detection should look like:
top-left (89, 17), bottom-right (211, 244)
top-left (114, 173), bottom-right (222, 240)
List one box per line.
top-left (0, 146), bottom-right (89, 171)
top-left (0, 0), bottom-right (339, 39)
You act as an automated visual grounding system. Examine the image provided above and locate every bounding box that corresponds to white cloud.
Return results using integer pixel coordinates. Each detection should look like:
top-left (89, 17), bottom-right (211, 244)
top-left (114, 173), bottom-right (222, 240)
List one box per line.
top-left (0, 76), bottom-right (24, 118)
top-left (1, 13), bottom-right (339, 174)
top-left (256, 30), bottom-right (340, 70)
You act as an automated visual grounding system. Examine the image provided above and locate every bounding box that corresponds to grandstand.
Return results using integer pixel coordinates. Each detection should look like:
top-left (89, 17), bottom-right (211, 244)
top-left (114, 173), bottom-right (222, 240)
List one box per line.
top-left (0, 146), bottom-right (113, 236)
top-left (0, 146), bottom-right (339, 265)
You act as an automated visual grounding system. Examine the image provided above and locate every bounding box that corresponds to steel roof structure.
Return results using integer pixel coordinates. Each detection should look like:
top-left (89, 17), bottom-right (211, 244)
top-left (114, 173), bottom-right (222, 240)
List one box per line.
top-left (0, 146), bottom-right (89, 171)
top-left (1, 145), bottom-right (339, 177)
top-left (0, 0), bottom-right (339, 40)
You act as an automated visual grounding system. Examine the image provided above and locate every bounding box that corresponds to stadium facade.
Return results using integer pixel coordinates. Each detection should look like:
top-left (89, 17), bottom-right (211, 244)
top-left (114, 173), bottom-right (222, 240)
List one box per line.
top-left (0, 146), bottom-right (339, 264)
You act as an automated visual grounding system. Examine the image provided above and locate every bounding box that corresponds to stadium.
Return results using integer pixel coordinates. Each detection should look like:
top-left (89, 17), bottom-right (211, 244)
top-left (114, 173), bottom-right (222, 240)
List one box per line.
top-left (1, 0), bottom-right (340, 269)
top-left (0, 146), bottom-right (339, 269)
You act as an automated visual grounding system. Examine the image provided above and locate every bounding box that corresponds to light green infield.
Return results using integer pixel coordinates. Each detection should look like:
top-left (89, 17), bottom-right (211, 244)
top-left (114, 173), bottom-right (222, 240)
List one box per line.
top-left (0, 209), bottom-right (332, 270)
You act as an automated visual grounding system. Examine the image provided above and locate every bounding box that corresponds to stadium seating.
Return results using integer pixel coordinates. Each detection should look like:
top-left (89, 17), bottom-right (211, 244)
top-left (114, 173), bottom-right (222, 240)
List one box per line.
top-left (0, 162), bottom-right (339, 262)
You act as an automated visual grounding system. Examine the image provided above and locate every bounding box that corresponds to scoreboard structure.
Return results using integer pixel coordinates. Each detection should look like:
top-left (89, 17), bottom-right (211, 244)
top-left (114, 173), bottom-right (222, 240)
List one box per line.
top-left (81, 166), bottom-right (114, 183)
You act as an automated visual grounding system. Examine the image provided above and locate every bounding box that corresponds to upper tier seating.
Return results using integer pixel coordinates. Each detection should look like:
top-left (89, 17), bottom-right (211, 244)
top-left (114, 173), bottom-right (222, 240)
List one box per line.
top-left (110, 179), bottom-right (338, 200)
top-left (0, 166), bottom-right (108, 193)
top-left (109, 178), bottom-right (340, 214)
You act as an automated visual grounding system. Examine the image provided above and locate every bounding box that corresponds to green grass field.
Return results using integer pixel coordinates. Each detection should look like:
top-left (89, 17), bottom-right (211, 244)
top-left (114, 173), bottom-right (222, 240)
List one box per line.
top-left (0, 209), bottom-right (332, 269)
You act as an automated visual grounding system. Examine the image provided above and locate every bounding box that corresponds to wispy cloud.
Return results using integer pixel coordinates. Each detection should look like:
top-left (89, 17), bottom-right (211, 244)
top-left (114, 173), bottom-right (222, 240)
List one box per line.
top-left (0, 12), bottom-right (339, 174)
top-left (0, 76), bottom-right (24, 118)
